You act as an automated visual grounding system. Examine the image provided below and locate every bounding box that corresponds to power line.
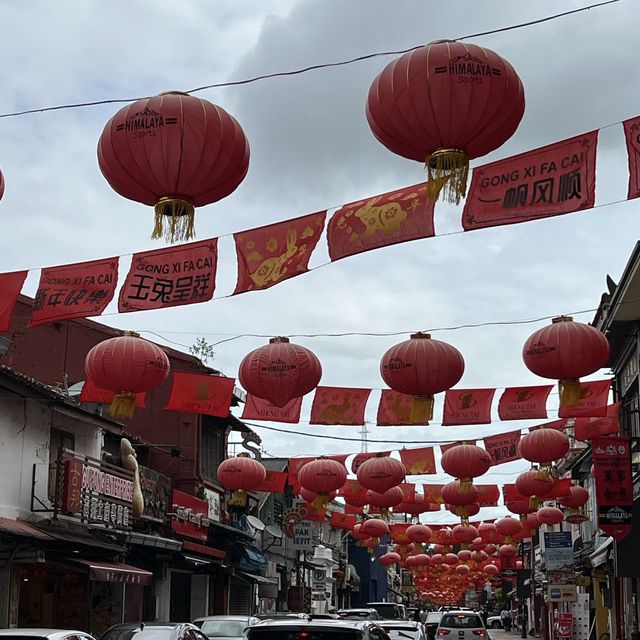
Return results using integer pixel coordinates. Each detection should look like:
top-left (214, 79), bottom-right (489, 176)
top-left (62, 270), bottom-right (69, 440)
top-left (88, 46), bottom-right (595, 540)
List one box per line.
top-left (0, 1), bottom-right (620, 121)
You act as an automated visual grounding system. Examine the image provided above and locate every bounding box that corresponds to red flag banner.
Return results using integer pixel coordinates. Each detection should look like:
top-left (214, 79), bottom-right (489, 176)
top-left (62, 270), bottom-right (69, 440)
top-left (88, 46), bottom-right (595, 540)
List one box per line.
top-left (463, 131), bottom-right (598, 231)
top-left (440, 441), bottom-right (476, 454)
top-left (118, 239), bottom-right (217, 313)
top-left (476, 485), bottom-right (500, 507)
top-left (399, 483), bottom-right (416, 502)
top-left (502, 484), bottom-right (525, 504)
top-left (326, 182), bottom-right (435, 262)
top-left (233, 211), bottom-right (326, 294)
top-left (442, 388), bottom-right (495, 426)
top-left (0, 271), bottom-right (27, 331)
top-left (623, 116), bottom-right (640, 199)
top-left (376, 390), bottom-right (430, 426)
top-left (498, 385), bottom-right (553, 421)
top-left (592, 436), bottom-right (633, 540)
top-left (558, 379), bottom-right (611, 418)
top-left (574, 403), bottom-right (621, 441)
top-left (309, 386), bottom-right (372, 425)
top-left (241, 394), bottom-right (303, 423)
top-left (255, 470), bottom-right (288, 494)
top-left (329, 511), bottom-right (357, 530)
top-left (400, 447), bottom-right (436, 475)
top-left (79, 378), bottom-right (146, 408)
top-left (351, 451), bottom-right (391, 474)
top-left (423, 484), bottom-right (445, 504)
top-left (529, 418), bottom-right (568, 431)
top-left (344, 504), bottom-right (362, 515)
top-left (164, 372), bottom-right (235, 417)
top-left (483, 431), bottom-right (522, 466)
top-left (339, 479), bottom-right (369, 504)
top-left (29, 257), bottom-right (118, 327)
top-left (301, 505), bottom-right (326, 522)
top-left (504, 479), bottom-right (571, 503)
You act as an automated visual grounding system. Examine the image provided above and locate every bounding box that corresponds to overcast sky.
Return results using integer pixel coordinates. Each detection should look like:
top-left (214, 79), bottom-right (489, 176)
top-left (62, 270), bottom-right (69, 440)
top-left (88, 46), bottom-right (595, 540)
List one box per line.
top-left (1, 0), bottom-right (637, 522)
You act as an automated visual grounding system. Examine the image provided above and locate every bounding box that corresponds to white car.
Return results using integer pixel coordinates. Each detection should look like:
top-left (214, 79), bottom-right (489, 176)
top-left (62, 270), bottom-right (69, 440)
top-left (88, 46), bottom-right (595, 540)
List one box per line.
top-left (486, 615), bottom-right (503, 629)
top-left (436, 611), bottom-right (487, 640)
top-left (193, 616), bottom-right (260, 639)
top-left (379, 620), bottom-right (428, 640)
top-left (0, 631), bottom-right (96, 640)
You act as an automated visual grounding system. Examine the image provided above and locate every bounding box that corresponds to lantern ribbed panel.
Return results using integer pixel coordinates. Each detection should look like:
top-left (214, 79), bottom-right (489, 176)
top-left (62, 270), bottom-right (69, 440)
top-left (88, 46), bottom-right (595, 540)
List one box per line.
top-left (441, 481), bottom-right (479, 506)
top-left (495, 516), bottom-right (522, 537)
top-left (397, 494), bottom-right (429, 515)
top-left (506, 500), bottom-right (534, 516)
top-left (448, 502), bottom-right (480, 518)
top-left (366, 41), bottom-right (525, 162)
top-left (351, 524), bottom-right (370, 541)
top-left (298, 459), bottom-right (347, 494)
top-left (515, 470), bottom-right (555, 498)
top-left (379, 552), bottom-right (401, 566)
top-left (360, 518), bottom-right (389, 538)
top-left (559, 485), bottom-right (589, 508)
top-left (537, 506), bottom-right (564, 526)
top-left (357, 456), bottom-right (406, 492)
top-left (441, 444), bottom-right (491, 479)
top-left (380, 334), bottom-right (464, 395)
top-left (519, 428), bottom-right (570, 464)
top-left (216, 457), bottom-right (266, 491)
top-left (406, 524), bottom-right (432, 543)
top-left (84, 335), bottom-right (170, 393)
top-left (478, 522), bottom-right (498, 543)
top-left (239, 339), bottom-right (322, 407)
top-left (452, 524), bottom-right (478, 544)
top-left (366, 486), bottom-right (404, 508)
top-left (522, 317), bottom-right (610, 380)
top-left (98, 93), bottom-right (249, 207)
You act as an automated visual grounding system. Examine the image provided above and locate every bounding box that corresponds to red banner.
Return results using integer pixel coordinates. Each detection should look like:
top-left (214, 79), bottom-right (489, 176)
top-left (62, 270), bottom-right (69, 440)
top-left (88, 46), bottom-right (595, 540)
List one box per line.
top-left (171, 490), bottom-right (209, 541)
top-left (0, 271), bottom-right (27, 332)
top-left (339, 479), bottom-right (369, 504)
top-left (440, 441), bottom-right (476, 454)
top-left (476, 485), bottom-right (500, 507)
top-left (376, 389), bottom-right (430, 426)
top-left (463, 131), bottom-right (598, 230)
top-left (529, 418), bottom-right (568, 431)
top-left (503, 478), bottom-right (572, 504)
top-left (399, 483), bottom-right (416, 502)
top-left (241, 394), bottom-right (302, 423)
top-left (558, 379), bottom-right (611, 418)
top-left (327, 182), bottom-right (435, 262)
top-left (255, 470), bottom-right (288, 494)
top-left (164, 372), bottom-right (235, 417)
top-left (400, 447), bottom-right (436, 475)
top-left (79, 378), bottom-right (146, 408)
top-left (498, 385), bottom-right (553, 420)
top-left (29, 257), bottom-right (118, 327)
top-left (118, 239), bottom-right (217, 312)
top-left (483, 431), bottom-right (521, 466)
top-left (351, 451), bottom-right (391, 474)
top-left (329, 511), bottom-right (357, 530)
top-left (623, 116), bottom-right (640, 199)
top-left (442, 388), bottom-right (495, 426)
top-left (592, 436), bottom-right (633, 540)
top-left (574, 403), bottom-right (620, 441)
top-left (233, 211), bottom-right (325, 294)
top-left (309, 386), bottom-right (371, 425)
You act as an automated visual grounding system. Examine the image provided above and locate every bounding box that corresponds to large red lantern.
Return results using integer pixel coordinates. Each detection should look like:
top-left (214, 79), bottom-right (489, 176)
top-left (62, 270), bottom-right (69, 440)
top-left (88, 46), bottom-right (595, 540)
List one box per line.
top-left (357, 455), bottom-right (406, 493)
top-left (519, 428), bottom-right (570, 472)
top-left (379, 552), bottom-right (401, 567)
top-left (537, 506), bottom-right (565, 528)
top-left (559, 485), bottom-right (589, 509)
top-left (495, 517), bottom-right (522, 542)
top-left (522, 316), bottom-right (610, 406)
top-left (217, 455), bottom-right (266, 506)
top-left (478, 522), bottom-right (499, 543)
top-left (380, 333), bottom-right (464, 420)
top-left (441, 444), bottom-right (491, 490)
top-left (367, 487), bottom-right (404, 509)
top-left (351, 524), bottom-right (370, 541)
top-left (360, 518), bottom-right (390, 538)
top-left (452, 524), bottom-right (479, 545)
top-left (85, 332), bottom-right (170, 418)
top-left (98, 92), bottom-right (250, 243)
top-left (396, 493), bottom-right (430, 516)
top-left (239, 337), bottom-right (322, 407)
top-left (516, 470), bottom-right (555, 508)
top-left (366, 40), bottom-right (525, 204)
top-left (298, 458), bottom-right (347, 509)
top-left (406, 524), bottom-right (432, 544)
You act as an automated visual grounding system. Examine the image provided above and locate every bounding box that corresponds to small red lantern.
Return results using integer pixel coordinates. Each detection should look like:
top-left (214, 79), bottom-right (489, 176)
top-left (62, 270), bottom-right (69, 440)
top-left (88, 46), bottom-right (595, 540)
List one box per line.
top-left (98, 92), bottom-right (250, 243)
top-left (357, 455), bottom-right (406, 493)
top-left (441, 444), bottom-right (491, 490)
top-left (448, 502), bottom-right (480, 521)
top-left (366, 40), bottom-right (525, 204)
top-left (444, 553), bottom-right (459, 566)
top-left (431, 553), bottom-right (444, 566)
top-left (380, 333), bottom-right (464, 420)
top-left (362, 537), bottom-right (380, 554)
top-left (537, 506), bottom-right (564, 529)
top-left (484, 563), bottom-right (499, 576)
top-left (396, 493), bottom-right (430, 515)
top-left (367, 487), bottom-right (404, 509)
top-left (406, 524), bottom-right (432, 544)
top-left (298, 459), bottom-right (347, 509)
top-left (499, 544), bottom-right (517, 558)
top-left (519, 428), bottom-right (570, 472)
top-left (442, 481), bottom-right (479, 506)
top-left (456, 565), bottom-right (470, 575)
top-left (526, 513), bottom-right (540, 530)
top-left (452, 524), bottom-right (479, 545)
top-left (516, 470), bottom-right (556, 509)
top-left (522, 316), bottom-right (610, 406)
top-left (495, 517), bottom-right (523, 541)
top-left (379, 552), bottom-right (401, 566)
top-left (84, 332), bottom-right (170, 418)
top-left (360, 518), bottom-right (390, 538)
top-left (217, 455), bottom-right (266, 506)
top-left (239, 337), bottom-right (322, 407)
top-left (559, 485), bottom-right (589, 509)
top-left (458, 549), bottom-right (473, 562)
top-left (478, 522), bottom-right (499, 543)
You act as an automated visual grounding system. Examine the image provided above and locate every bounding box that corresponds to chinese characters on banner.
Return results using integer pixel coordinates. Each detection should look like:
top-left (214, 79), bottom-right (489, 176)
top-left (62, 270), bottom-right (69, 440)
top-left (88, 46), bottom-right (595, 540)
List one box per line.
top-left (498, 385), bottom-right (553, 420)
top-left (309, 387), bottom-right (371, 425)
top-left (592, 436), bottom-right (633, 540)
top-left (623, 116), bottom-right (640, 199)
top-left (399, 447), bottom-right (436, 475)
top-left (0, 271), bottom-right (27, 331)
top-left (118, 239), bottom-right (218, 312)
top-left (241, 394), bottom-right (303, 423)
top-left (574, 403), bottom-right (620, 441)
top-left (376, 389), bottom-right (430, 426)
top-left (557, 379), bottom-right (611, 418)
top-left (29, 258), bottom-right (118, 327)
top-left (326, 182), bottom-right (435, 261)
top-left (233, 211), bottom-right (326, 294)
top-left (442, 388), bottom-right (495, 425)
top-left (483, 431), bottom-right (522, 466)
top-left (164, 372), bottom-right (235, 417)
top-left (463, 131), bottom-right (598, 231)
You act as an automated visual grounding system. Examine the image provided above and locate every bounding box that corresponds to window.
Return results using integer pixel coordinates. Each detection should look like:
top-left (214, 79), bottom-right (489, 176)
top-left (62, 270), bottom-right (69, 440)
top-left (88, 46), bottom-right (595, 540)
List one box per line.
top-left (48, 428), bottom-right (75, 501)
top-left (201, 418), bottom-right (226, 483)
top-left (273, 498), bottom-right (284, 527)
top-left (440, 615), bottom-right (483, 629)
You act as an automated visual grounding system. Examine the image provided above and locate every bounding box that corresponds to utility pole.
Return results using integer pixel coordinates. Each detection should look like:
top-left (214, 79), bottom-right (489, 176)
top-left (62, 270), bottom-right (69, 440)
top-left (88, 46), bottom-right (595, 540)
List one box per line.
top-left (360, 422), bottom-right (370, 453)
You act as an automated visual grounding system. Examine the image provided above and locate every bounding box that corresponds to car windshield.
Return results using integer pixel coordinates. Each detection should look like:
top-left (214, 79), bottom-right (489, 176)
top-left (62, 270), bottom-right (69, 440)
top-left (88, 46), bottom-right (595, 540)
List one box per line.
top-left (340, 611), bottom-right (371, 618)
top-left (440, 615), bottom-right (483, 629)
top-left (200, 620), bottom-right (247, 637)
top-left (426, 614), bottom-right (443, 623)
top-left (246, 629), bottom-right (362, 639)
top-left (101, 628), bottom-right (176, 640)
top-left (369, 604), bottom-right (399, 618)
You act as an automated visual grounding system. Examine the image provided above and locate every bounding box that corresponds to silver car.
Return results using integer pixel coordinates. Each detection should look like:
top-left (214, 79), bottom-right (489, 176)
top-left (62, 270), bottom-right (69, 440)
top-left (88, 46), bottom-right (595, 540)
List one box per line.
top-left (0, 631), bottom-right (96, 640)
top-left (379, 620), bottom-right (428, 640)
top-left (436, 612), bottom-right (487, 640)
top-left (192, 616), bottom-right (259, 640)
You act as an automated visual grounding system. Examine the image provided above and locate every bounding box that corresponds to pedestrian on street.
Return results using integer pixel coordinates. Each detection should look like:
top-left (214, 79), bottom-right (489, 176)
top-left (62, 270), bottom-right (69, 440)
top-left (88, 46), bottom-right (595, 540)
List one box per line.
top-left (420, 607), bottom-right (429, 624)
top-left (501, 609), bottom-right (513, 632)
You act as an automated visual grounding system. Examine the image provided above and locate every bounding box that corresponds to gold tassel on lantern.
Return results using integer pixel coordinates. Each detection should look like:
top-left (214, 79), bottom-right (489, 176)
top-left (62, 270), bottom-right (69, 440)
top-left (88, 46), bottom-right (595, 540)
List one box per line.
top-left (528, 496), bottom-right (540, 510)
top-left (152, 197), bottom-right (196, 243)
top-left (109, 392), bottom-right (137, 419)
top-left (559, 378), bottom-right (582, 407)
top-left (311, 494), bottom-right (330, 513)
top-left (426, 149), bottom-right (469, 204)
top-left (228, 489), bottom-right (248, 507)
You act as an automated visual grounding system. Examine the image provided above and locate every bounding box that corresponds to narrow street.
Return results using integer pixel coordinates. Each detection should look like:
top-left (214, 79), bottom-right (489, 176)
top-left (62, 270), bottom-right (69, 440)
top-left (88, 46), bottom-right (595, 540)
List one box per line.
top-left (488, 630), bottom-right (527, 640)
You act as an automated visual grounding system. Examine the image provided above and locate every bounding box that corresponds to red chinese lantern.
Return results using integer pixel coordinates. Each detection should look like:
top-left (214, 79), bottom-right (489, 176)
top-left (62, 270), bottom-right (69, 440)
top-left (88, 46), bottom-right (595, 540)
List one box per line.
top-left (483, 563), bottom-right (499, 576)
top-left (396, 493), bottom-right (430, 515)
top-left (526, 512), bottom-right (540, 530)
top-left (499, 544), bottom-right (517, 558)
top-left (519, 428), bottom-right (570, 474)
top-left (362, 537), bottom-right (380, 554)
top-left (367, 487), bottom-right (404, 509)
top-left (357, 455), bottom-right (406, 493)
top-left (360, 518), bottom-right (390, 538)
top-left (522, 316), bottom-right (610, 406)
top-left (84, 332), bottom-right (170, 418)
top-left (458, 549), bottom-right (473, 562)
top-left (239, 337), bottom-right (322, 407)
top-left (366, 40), bottom-right (524, 203)
top-left (444, 553), bottom-right (459, 566)
top-left (478, 522), bottom-right (499, 543)
top-left (98, 92), bottom-right (249, 243)
top-left (456, 565), bottom-right (470, 575)
top-left (379, 552), bottom-right (401, 567)
top-left (380, 333), bottom-right (464, 420)
top-left (559, 485), bottom-right (589, 509)
top-left (217, 455), bottom-right (266, 506)
top-left (407, 553), bottom-right (430, 568)
top-left (406, 523), bottom-right (432, 544)
top-left (351, 524), bottom-right (370, 542)
top-left (507, 500), bottom-right (535, 521)
top-left (442, 481), bottom-right (479, 506)
top-left (537, 506), bottom-right (564, 529)
top-left (298, 458), bottom-right (347, 509)
top-left (515, 470), bottom-right (556, 509)
top-left (452, 524), bottom-right (479, 545)
top-left (431, 553), bottom-right (444, 565)
top-left (471, 550), bottom-right (488, 562)
top-left (441, 444), bottom-right (491, 490)
top-left (495, 517), bottom-right (523, 541)
top-left (448, 502), bottom-right (480, 521)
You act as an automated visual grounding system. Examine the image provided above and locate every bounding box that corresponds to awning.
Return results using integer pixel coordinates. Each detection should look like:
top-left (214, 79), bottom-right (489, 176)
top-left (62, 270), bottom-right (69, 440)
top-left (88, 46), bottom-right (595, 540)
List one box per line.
top-left (125, 531), bottom-right (182, 551)
top-left (33, 524), bottom-right (124, 553)
top-left (0, 518), bottom-right (55, 541)
top-left (237, 571), bottom-right (277, 585)
top-left (590, 537), bottom-right (614, 568)
top-left (183, 540), bottom-right (225, 559)
top-left (67, 558), bottom-right (153, 585)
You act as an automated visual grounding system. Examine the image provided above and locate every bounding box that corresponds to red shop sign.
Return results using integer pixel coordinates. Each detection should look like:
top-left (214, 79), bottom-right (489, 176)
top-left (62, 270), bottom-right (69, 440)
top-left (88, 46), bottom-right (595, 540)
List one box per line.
top-left (171, 489), bottom-right (210, 541)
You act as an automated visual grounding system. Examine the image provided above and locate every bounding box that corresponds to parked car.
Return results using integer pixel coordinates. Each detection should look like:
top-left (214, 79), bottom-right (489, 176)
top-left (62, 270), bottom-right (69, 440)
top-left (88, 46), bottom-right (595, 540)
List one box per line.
top-left (243, 618), bottom-right (390, 639)
top-left (192, 616), bottom-right (260, 639)
top-left (338, 608), bottom-right (382, 620)
top-left (378, 620), bottom-right (428, 640)
top-left (366, 602), bottom-right (406, 620)
top-left (99, 622), bottom-right (208, 640)
top-left (0, 631), bottom-right (96, 640)
top-left (425, 611), bottom-right (444, 640)
top-left (253, 613), bottom-right (308, 621)
top-left (436, 611), bottom-right (487, 640)
top-left (486, 615), bottom-right (502, 629)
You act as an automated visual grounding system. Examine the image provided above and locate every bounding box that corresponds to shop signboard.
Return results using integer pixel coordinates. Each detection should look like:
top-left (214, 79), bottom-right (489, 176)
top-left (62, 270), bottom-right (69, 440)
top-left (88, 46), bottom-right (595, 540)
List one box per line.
top-left (401, 569), bottom-right (414, 593)
top-left (138, 466), bottom-right (172, 523)
top-left (61, 454), bottom-right (133, 530)
top-left (543, 532), bottom-right (574, 570)
top-left (170, 489), bottom-right (210, 541)
top-left (557, 612), bottom-right (573, 639)
top-left (291, 522), bottom-right (314, 551)
top-left (548, 584), bottom-right (577, 602)
top-left (204, 488), bottom-right (221, 522)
